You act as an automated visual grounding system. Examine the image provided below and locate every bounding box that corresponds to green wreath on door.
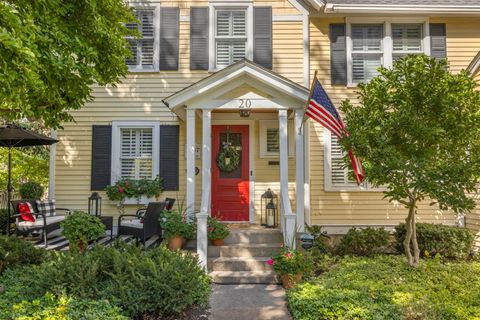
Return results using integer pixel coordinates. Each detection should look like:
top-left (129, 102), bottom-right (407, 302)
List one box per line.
top-left (216, 145), bottom-right (240, 172)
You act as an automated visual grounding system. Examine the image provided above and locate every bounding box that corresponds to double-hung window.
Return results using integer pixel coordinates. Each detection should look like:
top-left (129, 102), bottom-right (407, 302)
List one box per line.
top-left (215, 9), bottom-right (248, 68)
top-left (347, 19), bottom-right (428, 85)
top-left (125, 6), bottom-right (159, 71)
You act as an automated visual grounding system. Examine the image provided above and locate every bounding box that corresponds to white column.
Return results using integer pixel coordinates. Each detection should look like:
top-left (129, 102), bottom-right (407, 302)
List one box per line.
top-left (186, 109), bottom-right (196, 219)
top-left (197, 109), bottom-right (211, 270)
top-left (48, 129), bottom-right (57, 200)
top-left (295, 110), bottom-right (305, 232)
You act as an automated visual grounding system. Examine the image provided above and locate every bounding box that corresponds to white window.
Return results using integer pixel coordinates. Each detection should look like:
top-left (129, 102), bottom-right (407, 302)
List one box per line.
top-left (125, 5), bottom-right (160, 71)
top-left (346, 18), bottom-right (429, 85)
top-left (259, 120), bottom-right (295, 158)
top-left (111, 122), bottom-right (160, 183)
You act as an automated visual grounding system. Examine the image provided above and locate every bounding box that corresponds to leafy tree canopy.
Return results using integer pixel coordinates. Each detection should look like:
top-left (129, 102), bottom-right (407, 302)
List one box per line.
top-left (341, 55), bottom-right (480, 266)
top-left (0, 0), bottom-right (136, 128)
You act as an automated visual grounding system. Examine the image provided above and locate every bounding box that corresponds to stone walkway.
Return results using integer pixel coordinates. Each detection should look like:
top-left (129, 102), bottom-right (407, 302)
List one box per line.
top-left (209, 284), bottom-right (291, 320)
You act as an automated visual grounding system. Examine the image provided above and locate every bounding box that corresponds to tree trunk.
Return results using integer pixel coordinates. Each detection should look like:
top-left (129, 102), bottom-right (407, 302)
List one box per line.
top-left (404, 199), bottom-right (420, 267)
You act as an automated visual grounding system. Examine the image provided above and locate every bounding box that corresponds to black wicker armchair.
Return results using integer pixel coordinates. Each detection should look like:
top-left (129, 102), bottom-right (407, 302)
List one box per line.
top-left (118, 201), bottom-right (166, 243)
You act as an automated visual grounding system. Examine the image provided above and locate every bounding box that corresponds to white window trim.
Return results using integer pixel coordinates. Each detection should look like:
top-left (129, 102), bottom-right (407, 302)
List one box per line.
top-left (259, 120), bottom-right (295, 158)
top-left (208, 2), bottom-right (254, 71)
top-left (111, 121), bottom-right (160, 185)
top-left (346, 17), bottom-right (430, 86)
top-left (324, 128), bottom-right (381, 192)
top-left (126, 3), bottom-right (160, 72)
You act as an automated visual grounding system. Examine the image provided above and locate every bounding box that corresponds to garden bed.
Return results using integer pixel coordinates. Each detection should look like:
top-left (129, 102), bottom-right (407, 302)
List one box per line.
top-left (287, 255), bottom-right (480, 320)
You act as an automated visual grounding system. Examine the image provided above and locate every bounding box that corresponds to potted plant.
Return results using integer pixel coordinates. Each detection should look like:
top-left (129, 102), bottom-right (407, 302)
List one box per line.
top-left (61, 211), bottom-right (105, 254)
top-left (267, 247), bottom-right (312, 289)
top-left (160, 210), bottom-right (195, 250)
top-left (19, 181), bottom-right (44, 199)
top-left (207, 217), bottom-right (230, 246)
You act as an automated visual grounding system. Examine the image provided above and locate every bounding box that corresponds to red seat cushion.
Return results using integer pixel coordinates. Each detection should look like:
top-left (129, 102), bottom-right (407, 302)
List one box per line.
top-left (18, 202), bottom-right (36, 222)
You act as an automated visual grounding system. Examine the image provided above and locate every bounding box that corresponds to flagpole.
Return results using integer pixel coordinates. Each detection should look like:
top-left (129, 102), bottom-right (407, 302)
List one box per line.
top-left (299, 70), bottom-right (318, 135)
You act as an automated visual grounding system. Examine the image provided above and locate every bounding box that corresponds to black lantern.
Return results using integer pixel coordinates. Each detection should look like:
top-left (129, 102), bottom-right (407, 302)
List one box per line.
top-left (88, 192), bottom-right (102, 217)
top-left (261, 188), bottom-right (278, 228)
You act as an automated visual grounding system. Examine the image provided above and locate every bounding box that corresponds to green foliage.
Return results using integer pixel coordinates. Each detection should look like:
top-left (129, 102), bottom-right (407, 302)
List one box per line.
top-left (160, 211), bottom-right (195, 240)
top-left (0, 0), bottom-right (136, 128)
top-left (0, 235), bottom-right (45, 273)
top-left (61, 211), bottom-right (105, 253)
top-left (287, 255), bottom-right (480, 320)
top-left (269, 247), bottom-right (313, 276)
top-left (4, 293), bottom-right (128, 320)
top-left (337, 227), bottom-right (391, 257)
top-left (395, 223), bottom-right (474, 260)
top-left (207, 217), bottom-right (230, 240)
top-left (19, 181), bottom-right (44, 199)
top-left (0, 243), bottom-right (211, 318)
top-left (105, 177), bottom-right (164, 202)
top-left (0, 209), bottom-right (15, 235)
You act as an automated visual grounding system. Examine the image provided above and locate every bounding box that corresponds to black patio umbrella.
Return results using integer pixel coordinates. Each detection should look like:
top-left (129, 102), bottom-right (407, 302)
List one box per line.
top-left (0, 123), bottom-right (58, 235)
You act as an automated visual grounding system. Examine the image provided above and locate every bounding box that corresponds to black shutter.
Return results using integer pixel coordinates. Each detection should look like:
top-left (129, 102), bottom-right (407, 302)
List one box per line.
top-left (91, 125), bottom-right (112, 190)
top-left (159, 125), bottom-right (179, 191)
top-left (330, 24), bottom-right (347, 85)
top-left (190, 7), bottom-right (209, 70)
top-left (160, 7), bottom-right (179, 70)
top-left (430, 23), bottom-right (447, 60)
top-left (253, 7), bottom-right (272, 69)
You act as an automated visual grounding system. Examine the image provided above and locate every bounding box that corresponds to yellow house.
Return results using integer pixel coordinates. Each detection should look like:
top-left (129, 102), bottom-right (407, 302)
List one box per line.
top-left (51, 0), bottom-right (480, 267)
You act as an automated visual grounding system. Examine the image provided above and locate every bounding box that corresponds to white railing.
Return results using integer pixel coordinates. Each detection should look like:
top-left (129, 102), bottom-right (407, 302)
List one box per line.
top-left (280, 188), bottom-right (296, 248)
top-left (196, 187), bottom-right (210, 269)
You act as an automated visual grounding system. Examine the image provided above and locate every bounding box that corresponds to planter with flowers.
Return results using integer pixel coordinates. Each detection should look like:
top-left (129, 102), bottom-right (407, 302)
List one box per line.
top-left (207, 217), bottom-right (230, 246)
top-left (105, 177), bottom-right (163, 214)
top-left (267, 247), bottom-right (313, 289)
top-left (160, 210), bottom-right (195, 250)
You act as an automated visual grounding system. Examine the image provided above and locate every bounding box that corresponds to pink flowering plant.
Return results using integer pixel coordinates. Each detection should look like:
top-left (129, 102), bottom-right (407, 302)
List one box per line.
top-left (268, 247), bottom-right (313, 276)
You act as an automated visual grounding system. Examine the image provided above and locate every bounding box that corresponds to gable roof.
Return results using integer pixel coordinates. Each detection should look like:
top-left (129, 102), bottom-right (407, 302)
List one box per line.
top-left (468, 51), bottom-right (480, 76)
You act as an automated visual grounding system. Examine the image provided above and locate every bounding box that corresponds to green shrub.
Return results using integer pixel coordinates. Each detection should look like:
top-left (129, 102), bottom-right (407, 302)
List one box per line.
top-left (19, 181), bottom-right (44, 199)
top-left (61, 211), bottom-right (105, 253)
top-left (0, 209), bottom-right (15, 235)
top-left (287, 255), bottom-right (480, 320)
top-left (0, 235), bottom-right (45, 273)
top-left (160, 210), bottom-right (195, 240)
top-left (336, 227), bottom-right (391, 256)
top-left (395, 223), bottom-right (474, 260)
top-left (3, 292), bottom-right (128, 320)
top-left (0, 243), bottom-right (211, 318)
top-left (208, 217), bottom-right (230, 240)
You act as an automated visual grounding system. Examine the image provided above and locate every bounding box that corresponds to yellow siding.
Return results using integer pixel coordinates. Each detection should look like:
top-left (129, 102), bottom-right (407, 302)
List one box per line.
top-left (55, 0), bottom-right (303, 218)
top-left (307, 17), bottom-right (477, 227)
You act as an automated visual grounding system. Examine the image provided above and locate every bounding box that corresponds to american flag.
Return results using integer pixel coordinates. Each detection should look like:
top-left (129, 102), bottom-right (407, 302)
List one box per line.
top-left (305, 78), bottom-right (365, 184)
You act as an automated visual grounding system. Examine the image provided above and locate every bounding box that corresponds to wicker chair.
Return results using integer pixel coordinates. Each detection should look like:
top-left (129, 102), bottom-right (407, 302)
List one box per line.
top-left (118, 201), bottom-right (166, 243)
top-left (10, 199), bottom-right (71, 247)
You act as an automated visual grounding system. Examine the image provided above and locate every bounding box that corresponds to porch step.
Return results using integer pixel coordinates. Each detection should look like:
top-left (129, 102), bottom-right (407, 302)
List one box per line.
top-left (209, 271), bottom-right (280, 284)
top-left (223, 229), bottom-right (283, 245)
top-left (208, 257), bottom-right (274, 272)
top-left (208, 244), bottom-right (281, 258)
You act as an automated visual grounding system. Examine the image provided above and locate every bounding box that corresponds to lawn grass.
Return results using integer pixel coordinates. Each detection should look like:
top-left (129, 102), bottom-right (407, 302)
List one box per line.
top-left (287, 255), bottom-right (480, 320)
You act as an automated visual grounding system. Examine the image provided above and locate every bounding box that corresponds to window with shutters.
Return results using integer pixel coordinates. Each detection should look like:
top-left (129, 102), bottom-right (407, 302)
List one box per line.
top-left (125, 5), bottom-right (160, 71)
top-left (214, 9), bottom-right (248, 69)
top-left (111, 122), bottom-right (160, 183)
top-left (346, 18), bottom-right (429, 85)
top-left (259, 120), bottom-right (294, 158)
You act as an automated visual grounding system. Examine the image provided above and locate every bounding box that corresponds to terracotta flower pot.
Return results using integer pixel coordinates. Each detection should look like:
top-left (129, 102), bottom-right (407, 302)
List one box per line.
top-left (280, 273), bottom-right (302, 289)
top-left (168, 236), bottom-right (184, 251)
top-left (211, 238), bottom-right (225, 246)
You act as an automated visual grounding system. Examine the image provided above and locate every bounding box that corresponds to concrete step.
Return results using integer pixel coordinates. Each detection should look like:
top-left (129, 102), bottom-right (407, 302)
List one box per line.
top-left (224, 229), bottom-right (283, 245)
top-left (208, 257), bottom-right (274, 272)
top-left (208, 244), bottom-right (281, 258)
top-left (210, 271), bottom-right (280, 284)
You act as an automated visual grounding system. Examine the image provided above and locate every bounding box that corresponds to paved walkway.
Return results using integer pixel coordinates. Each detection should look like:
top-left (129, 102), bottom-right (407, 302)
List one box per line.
top-left (209, 284), bottom-right (291, 320)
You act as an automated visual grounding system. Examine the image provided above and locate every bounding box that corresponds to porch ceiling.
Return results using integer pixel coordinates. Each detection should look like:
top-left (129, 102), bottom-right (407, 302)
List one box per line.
top-left (162, 59), bottom-right (309, 120)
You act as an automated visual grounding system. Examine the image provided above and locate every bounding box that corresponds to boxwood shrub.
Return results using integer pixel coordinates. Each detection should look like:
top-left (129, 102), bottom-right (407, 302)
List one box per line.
top-left (395, 223), bottom-right (474, 260)
top-left (0, 235), bottom-right (46, 273)
top-left (336, 227), bottom-right (391, 256)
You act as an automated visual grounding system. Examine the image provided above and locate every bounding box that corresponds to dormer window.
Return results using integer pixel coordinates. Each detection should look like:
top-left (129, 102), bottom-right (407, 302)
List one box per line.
top-left (215, 9), bottom-right (248, 68)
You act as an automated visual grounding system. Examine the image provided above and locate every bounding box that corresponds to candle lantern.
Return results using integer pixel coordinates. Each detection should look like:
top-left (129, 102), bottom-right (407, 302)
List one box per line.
top-left (261, 188), bottom-right (278, 228)
top-left (88, 192), bottom-right (102, 216)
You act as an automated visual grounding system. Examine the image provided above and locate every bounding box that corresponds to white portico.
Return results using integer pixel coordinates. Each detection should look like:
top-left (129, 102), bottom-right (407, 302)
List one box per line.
top-left (163, 59), bottom-right (309, 267)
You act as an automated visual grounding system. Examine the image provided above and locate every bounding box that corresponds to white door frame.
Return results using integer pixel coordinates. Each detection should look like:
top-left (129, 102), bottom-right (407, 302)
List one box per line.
top-left (211, 119), bottom-right (255, 224)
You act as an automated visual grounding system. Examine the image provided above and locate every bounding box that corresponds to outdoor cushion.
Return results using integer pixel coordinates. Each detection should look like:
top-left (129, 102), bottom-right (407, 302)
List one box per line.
top-left (36, 199), bottom-right (56, 217)
top-left (17, 215), bottom-right (65, 231)
top-left (121, 219), bottom-right (143, 229)
top-left (18, 202), bottom-right (36, 222)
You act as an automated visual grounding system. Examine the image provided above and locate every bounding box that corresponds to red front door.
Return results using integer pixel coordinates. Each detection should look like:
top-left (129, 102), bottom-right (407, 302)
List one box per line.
top-left (212, 125), bottom-right (249, 221)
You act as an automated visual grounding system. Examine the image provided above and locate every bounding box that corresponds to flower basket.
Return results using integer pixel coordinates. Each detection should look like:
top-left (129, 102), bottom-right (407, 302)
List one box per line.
top-left (211, 238), bottom-right (225, 246)
top-left (207, 217), bottom-right (230, 243)
top-left (268, 247), bottom-right (312, 289)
